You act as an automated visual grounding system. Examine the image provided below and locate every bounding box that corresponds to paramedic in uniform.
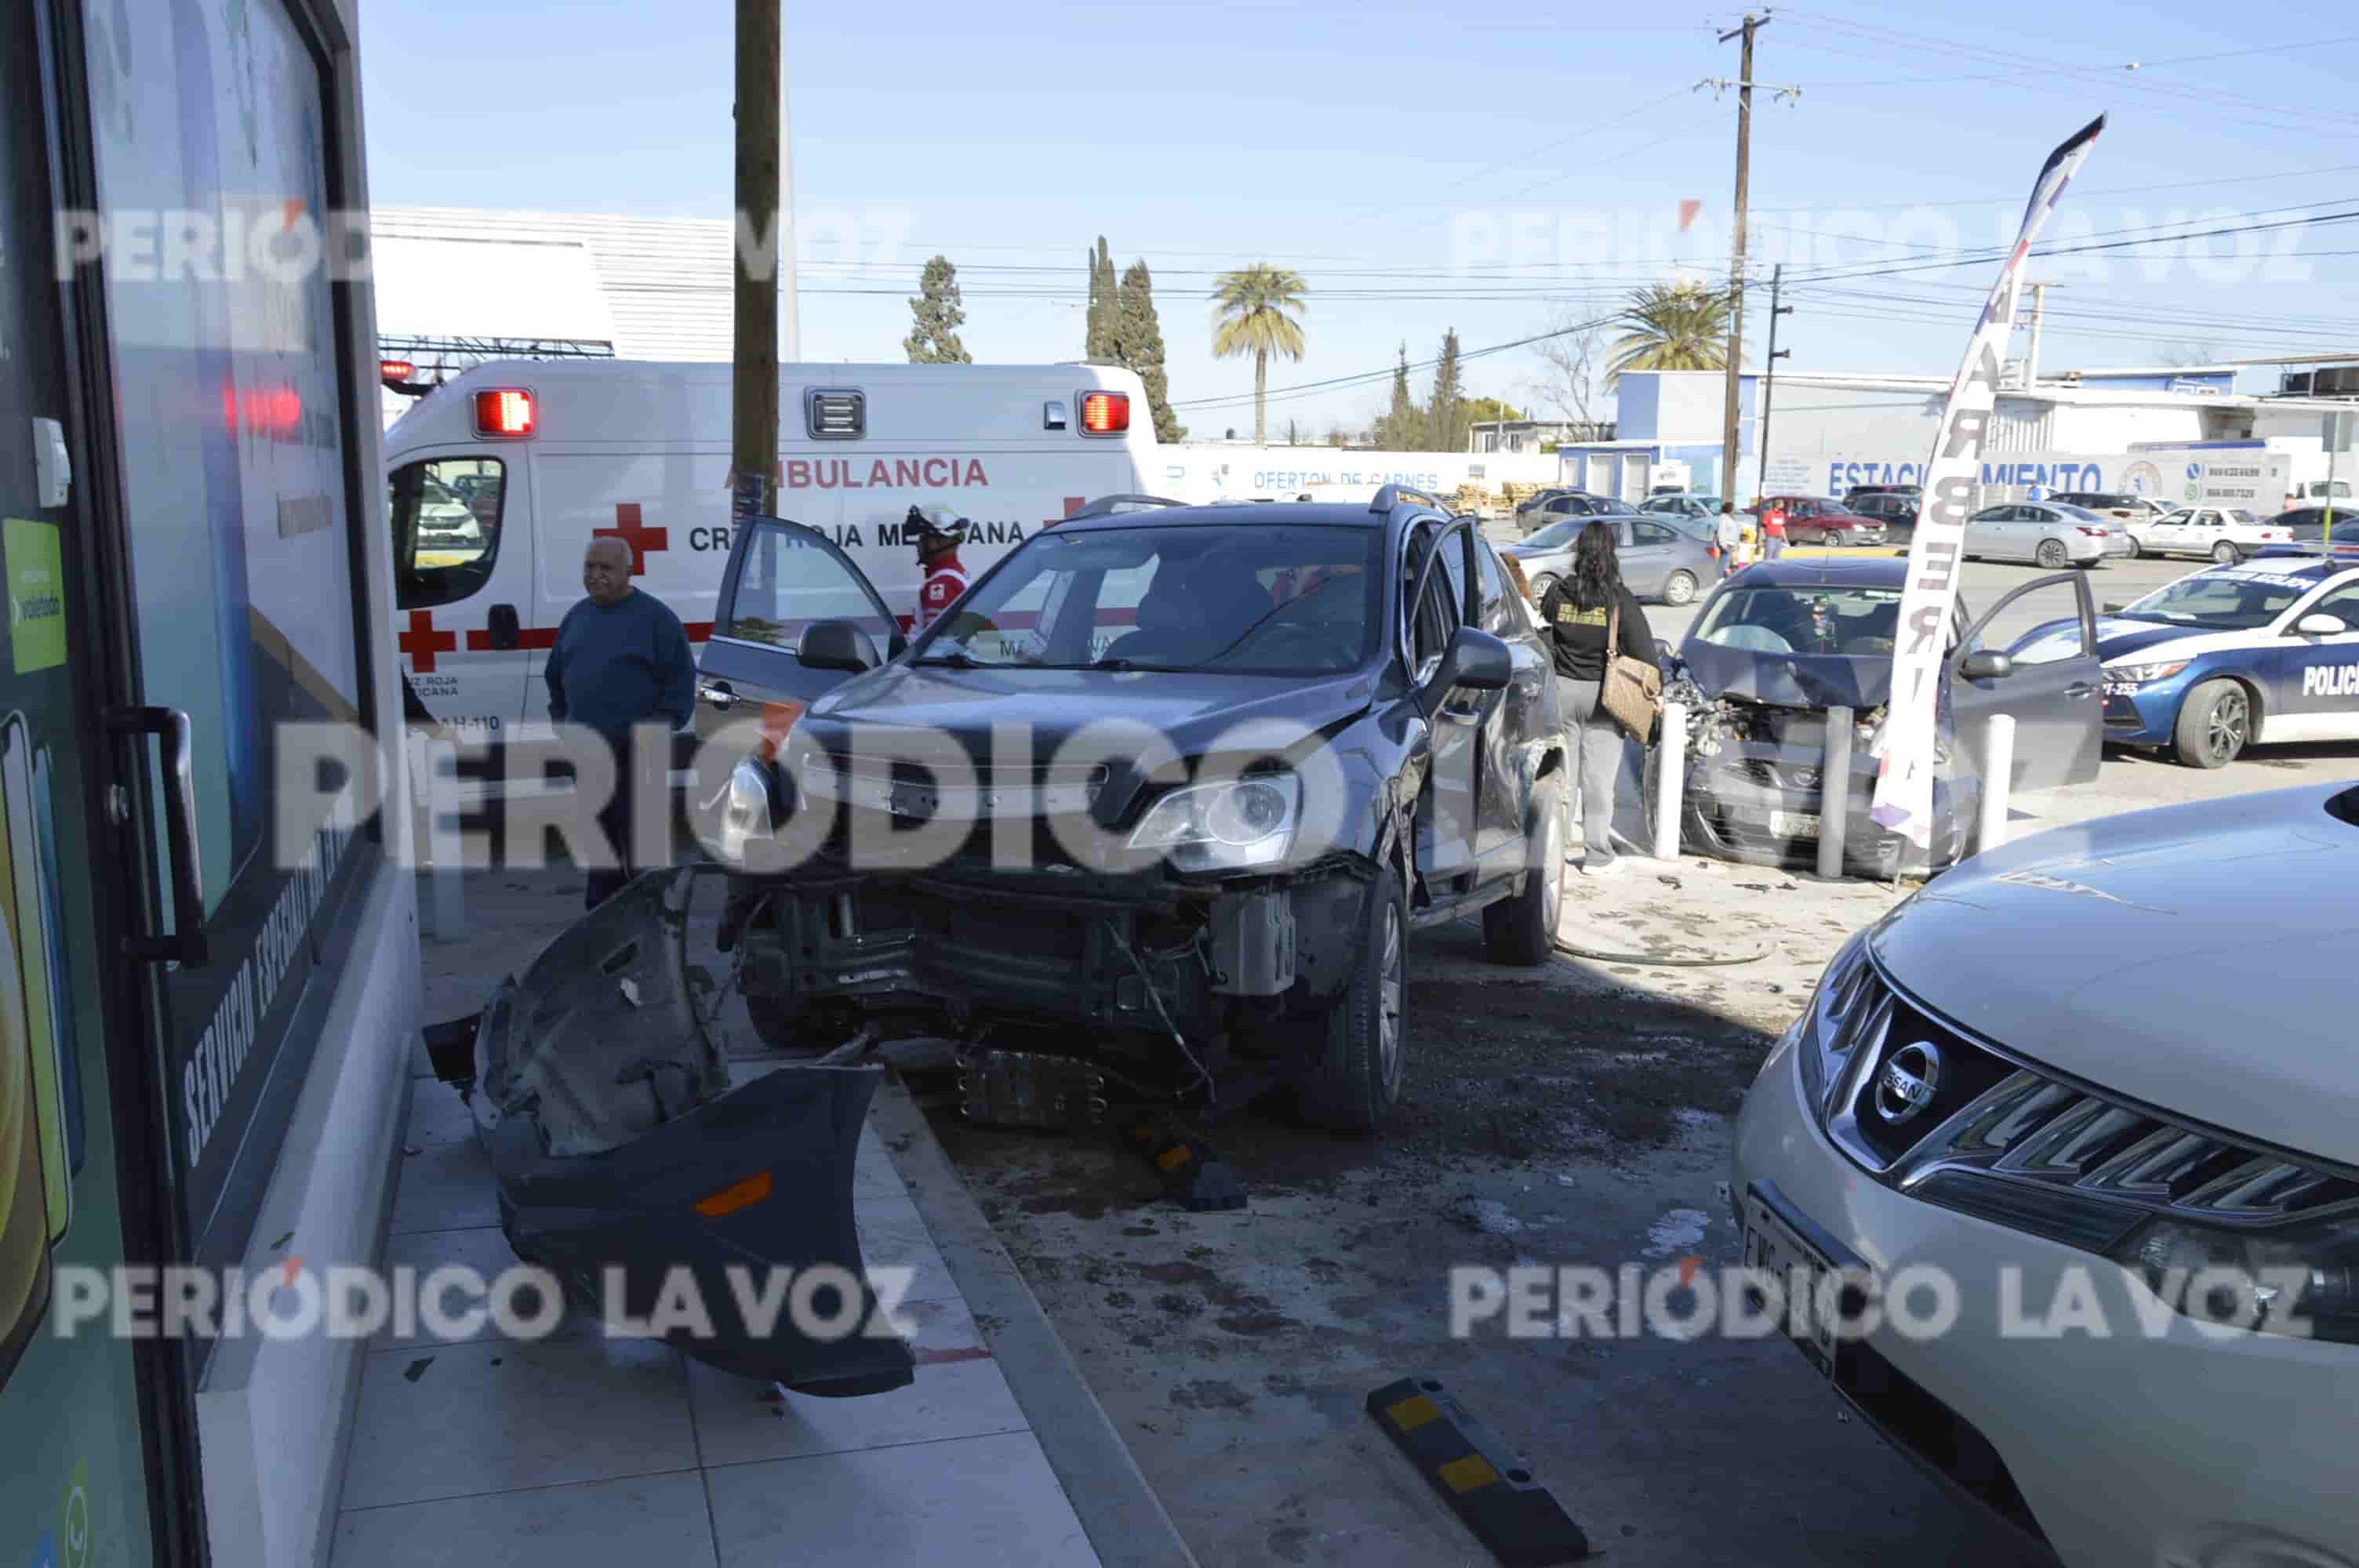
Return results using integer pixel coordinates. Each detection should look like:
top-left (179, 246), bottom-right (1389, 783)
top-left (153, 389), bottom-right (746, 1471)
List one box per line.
top-left (907, 506), bottom-right (972, 633)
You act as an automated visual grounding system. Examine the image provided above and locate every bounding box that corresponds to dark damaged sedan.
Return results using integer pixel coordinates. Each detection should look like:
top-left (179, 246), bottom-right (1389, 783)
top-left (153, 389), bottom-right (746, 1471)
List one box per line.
top-left (1634, 559), bottom-right (2107, 877)
top-left (687, 489), bottom-right (1574, 1133)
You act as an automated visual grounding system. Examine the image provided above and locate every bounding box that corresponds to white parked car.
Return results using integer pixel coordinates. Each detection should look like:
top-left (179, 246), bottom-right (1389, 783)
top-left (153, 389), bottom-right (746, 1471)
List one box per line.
top-left (1962, 501), bottom-right (2133, 568)
top-left (1731, 786), bottom-right (2359, 1565)
top-left (2125, 506), bottom-right (2292, 564)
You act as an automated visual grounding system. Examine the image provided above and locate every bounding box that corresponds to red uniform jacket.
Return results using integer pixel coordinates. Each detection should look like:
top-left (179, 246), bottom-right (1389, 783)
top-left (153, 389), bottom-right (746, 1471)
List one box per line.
top-left (914, 553), bottom-right (970, 633)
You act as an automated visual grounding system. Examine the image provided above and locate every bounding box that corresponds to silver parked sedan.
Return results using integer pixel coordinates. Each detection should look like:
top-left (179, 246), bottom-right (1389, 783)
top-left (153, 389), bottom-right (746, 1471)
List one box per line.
top-left (1961, 500), bottom-right (2133, 568)
top-left (1499, 513), bottom-right (1715, 606)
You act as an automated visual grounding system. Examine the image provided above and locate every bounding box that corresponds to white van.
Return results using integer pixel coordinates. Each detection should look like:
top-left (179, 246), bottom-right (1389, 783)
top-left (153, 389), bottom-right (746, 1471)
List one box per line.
top-left (382, 358), bottom-right (1161, 740)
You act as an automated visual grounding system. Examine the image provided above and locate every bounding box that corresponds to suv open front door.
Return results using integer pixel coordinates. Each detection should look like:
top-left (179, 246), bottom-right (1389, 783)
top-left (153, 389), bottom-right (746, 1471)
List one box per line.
top-left (689, 516), bottom-right (907, 847)
top-left (1950, 569), bottom-right (2105, 790)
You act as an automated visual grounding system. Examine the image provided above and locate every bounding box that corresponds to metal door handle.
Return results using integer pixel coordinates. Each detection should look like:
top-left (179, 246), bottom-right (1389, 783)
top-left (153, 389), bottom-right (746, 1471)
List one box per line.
top-left (104, 706), bottom-right (208, 967)
top-left (2065, 682), bottom-right (2096, 699)
top-left (700, 681), bottom-right (737, 710)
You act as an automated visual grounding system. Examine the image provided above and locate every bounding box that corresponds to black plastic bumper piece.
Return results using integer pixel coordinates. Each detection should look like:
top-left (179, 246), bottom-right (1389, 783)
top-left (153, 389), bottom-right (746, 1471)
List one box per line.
top-left (483, 1063), bottom-right (917, 1397)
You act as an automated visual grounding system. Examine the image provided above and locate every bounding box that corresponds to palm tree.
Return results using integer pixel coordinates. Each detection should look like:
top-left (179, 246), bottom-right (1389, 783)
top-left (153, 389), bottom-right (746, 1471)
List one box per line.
top-left (1604, 281), bottom-right (1734, 385)
top-left (1210, 264), bottom-right (1307, 445)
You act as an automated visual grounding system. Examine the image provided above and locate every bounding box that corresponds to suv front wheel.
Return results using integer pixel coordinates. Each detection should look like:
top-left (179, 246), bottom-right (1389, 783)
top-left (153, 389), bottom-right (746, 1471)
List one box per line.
top-left (1299, 867), bottom-right (1408, 1133)
top-left (1482, 775), bottom-right (1566, 965)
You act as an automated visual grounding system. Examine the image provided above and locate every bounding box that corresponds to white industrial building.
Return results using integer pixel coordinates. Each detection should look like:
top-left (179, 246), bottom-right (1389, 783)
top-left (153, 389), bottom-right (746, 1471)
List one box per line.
top-left (1560, 366), bottom-right (2359, 506)
top-left (369, 205), bottom-right (787, 423)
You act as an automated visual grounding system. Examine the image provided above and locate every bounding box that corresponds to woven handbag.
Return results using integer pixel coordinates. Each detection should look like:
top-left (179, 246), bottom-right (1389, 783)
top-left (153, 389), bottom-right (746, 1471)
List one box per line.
top-left (1601, 596), bottom-right (1663, 742)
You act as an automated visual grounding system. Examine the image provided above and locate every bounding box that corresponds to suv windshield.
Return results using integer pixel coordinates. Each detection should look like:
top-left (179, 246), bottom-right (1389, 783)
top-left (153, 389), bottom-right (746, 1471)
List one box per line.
top-left (912, 523), bottom-right (1386, 673)
top-left (1691, 585), bottom-right (1906, 656)
top-left (2115, 567), bottom-right (2315, 630)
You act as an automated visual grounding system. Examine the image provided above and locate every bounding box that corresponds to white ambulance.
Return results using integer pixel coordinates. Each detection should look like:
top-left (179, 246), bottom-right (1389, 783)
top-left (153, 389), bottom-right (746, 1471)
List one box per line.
top-left (381, 358), bottom-right (1161, 741)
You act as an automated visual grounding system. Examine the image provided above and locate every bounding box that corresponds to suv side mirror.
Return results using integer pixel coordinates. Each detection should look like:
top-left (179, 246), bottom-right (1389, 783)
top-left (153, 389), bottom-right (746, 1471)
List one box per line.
top-left (1427, 626), bottom-right (1513, 704)
top-left (799, 619), bottom-right (882, 674)
top-left (2296, 613), bottom-right (2348, 637)
top-left (1957, 650), bottom-right (2012, 681)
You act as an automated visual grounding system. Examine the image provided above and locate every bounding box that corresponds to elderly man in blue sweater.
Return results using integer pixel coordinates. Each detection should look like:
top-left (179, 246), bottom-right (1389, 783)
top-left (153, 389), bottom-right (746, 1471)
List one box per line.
top-left (544, 537), bottom-right (697, 908)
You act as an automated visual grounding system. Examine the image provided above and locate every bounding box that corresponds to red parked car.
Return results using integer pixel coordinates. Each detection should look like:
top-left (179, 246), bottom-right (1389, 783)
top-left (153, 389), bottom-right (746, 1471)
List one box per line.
top-left (1747, 495), bottom-right (1889, 546)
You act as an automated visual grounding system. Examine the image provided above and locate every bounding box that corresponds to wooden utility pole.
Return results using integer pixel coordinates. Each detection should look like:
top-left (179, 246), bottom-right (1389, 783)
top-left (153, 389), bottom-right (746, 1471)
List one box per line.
top-left (2021, 281), bottom-right (2059, 388)
top-left (732, 0), bottom-right (782, 522)
top-left (1755, 263), bottom-right (1792, 497)
top-left (1717, 12), bottom-right (1765, 506)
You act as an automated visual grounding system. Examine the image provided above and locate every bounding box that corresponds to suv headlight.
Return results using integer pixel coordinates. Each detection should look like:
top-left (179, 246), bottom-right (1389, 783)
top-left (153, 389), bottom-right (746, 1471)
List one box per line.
top-left (1126, 773), bottom-right (1300, 872)
top-left (719, 758), bottom-right (780, 863)
top-left (2106, 659), bottom-right (2188, 691)
top-left (2110, 1210), bottom-right (2359, 1345)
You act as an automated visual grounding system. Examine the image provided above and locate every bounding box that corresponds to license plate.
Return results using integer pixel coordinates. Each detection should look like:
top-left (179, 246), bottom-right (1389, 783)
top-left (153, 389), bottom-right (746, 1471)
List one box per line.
top-left (1743, 1189), bottom-right (1840, 1379)
top-left (1768, 810), bottom-right (1820, 839)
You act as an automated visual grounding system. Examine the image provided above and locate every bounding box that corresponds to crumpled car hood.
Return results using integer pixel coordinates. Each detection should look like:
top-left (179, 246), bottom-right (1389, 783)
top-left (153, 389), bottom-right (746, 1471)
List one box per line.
top-left (1675, 640), bottom-right (1892, 711)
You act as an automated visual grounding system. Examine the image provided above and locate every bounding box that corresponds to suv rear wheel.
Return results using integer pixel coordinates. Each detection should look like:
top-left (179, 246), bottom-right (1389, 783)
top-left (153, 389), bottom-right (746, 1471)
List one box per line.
top-left (1299, 867), bottom-right (1407, 1133)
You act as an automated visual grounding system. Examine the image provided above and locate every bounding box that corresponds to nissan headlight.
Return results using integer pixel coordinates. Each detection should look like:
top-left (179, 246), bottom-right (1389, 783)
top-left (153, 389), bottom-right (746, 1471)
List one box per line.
top-left (1126, 774), bottom-right (1299, 872)
top-left (2105, 659), bottom-right (2187, 694)
top-left (2109, 1210), bottom-right (2359, 1345)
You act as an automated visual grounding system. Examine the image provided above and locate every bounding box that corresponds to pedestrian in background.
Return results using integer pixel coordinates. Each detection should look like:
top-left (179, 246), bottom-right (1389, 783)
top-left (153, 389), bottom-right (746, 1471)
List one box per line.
top-left (544, 538), bottom-right (697, 909)
top-left (1538, 523), bottom-right (1658, 880)
top-left (908, 506), bottom-right (972, 633)
top-left (1762, 500), bottom-right (1787, 561)
top-left (1714, 503), bottom-right (1743, 579)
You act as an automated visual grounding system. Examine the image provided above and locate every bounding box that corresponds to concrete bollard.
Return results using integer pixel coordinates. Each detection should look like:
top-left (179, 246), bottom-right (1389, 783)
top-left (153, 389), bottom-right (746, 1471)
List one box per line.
top-left (1979, 714), bottom-right (2015, 855)
top-left (1652, 702), bottom-right (1686, 861)
top-left (1817, 706), bottom-right (1852, 882)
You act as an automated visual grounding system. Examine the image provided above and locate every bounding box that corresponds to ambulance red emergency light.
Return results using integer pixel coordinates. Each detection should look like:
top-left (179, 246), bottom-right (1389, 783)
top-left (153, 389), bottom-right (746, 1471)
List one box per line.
top-left (382, 360), bottom-right (1160, 739)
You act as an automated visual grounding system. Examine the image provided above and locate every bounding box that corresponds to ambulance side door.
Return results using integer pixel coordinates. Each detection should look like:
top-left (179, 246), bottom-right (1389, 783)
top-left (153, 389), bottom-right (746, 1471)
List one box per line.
top-left (387, 452), bottom-right (535, 735)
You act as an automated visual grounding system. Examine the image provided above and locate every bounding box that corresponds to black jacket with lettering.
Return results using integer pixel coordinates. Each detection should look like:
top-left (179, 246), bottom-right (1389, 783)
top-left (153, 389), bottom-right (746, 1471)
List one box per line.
top-left (1538, 579), bottom-right (1656, 683)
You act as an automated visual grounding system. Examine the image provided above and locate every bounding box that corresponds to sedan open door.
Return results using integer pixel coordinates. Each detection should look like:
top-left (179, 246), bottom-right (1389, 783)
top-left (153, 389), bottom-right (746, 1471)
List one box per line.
top-left (1951, 570), bottom-right (2105, 790)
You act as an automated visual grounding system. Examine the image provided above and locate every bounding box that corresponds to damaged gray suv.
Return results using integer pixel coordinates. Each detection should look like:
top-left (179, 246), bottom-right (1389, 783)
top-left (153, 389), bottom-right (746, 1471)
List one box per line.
top-left (687, 490), bottom-right (1572, 1132)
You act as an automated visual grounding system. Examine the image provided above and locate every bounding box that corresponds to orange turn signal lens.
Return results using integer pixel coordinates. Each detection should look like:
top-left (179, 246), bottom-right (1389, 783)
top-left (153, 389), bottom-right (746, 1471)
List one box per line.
top-left (692, 1170), bottom-right (773, 1218)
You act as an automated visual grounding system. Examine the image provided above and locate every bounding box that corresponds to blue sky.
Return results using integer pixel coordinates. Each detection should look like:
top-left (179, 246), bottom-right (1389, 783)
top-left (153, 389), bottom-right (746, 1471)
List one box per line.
top-left (358, 0), bottom-right (2359, 435)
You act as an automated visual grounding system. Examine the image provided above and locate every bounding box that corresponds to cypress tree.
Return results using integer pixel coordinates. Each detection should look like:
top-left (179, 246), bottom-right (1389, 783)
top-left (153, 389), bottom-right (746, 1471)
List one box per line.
top-left (903, 256), bottom-right (972, 364)
top-left (1114, 259), bottom-right (1186, 441)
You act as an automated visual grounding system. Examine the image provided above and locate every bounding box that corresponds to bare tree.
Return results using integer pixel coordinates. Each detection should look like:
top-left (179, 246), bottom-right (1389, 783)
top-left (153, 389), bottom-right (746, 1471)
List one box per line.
top-left (1529, 302), bottom-right (1605, 427)
top-left (2154, 340), bottom-right (2224, 368)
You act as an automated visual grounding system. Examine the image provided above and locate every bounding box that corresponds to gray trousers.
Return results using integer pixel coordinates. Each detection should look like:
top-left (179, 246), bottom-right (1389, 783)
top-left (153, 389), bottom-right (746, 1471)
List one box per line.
top-left (1558, 677), bottom-right (1621, 866)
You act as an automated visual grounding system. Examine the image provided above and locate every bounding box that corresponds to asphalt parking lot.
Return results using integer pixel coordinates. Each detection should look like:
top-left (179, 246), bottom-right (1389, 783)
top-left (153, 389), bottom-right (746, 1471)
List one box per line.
top-left (912, 541), bottom-right (2359, 1566)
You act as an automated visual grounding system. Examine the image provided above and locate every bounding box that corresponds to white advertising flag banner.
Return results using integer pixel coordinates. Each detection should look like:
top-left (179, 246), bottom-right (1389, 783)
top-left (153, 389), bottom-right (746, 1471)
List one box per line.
top-left (1870, 115), bottom-right (2106, 848)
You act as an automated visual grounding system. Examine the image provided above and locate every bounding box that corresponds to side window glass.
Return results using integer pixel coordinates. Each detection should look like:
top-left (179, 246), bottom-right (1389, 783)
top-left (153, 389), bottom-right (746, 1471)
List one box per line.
top-left (1408, 530), bottom-right (1462, 670)
top-left (722, 521), bottom-right (898, 650)
top-left (1996, 577), bottom-right (2093, 666)
top-left (391, 456), bottom-right (506, 610)
top-left (1474, 541), bottom-right (1511, 632)
top-left (2303, 582), bottom-right (2359, 627)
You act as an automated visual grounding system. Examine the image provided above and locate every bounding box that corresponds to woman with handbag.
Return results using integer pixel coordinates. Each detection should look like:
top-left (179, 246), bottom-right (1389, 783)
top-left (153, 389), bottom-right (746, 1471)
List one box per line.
top-left (1536, 522), bottom-right (1659, 880)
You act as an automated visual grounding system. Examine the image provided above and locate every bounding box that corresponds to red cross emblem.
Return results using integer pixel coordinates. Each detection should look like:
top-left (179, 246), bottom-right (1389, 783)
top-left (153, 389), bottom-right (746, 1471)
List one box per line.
top-left (1042, 495), bottom-right (1086, 530)
top-left (595, 502), bottom-right (671, 575)
top-left (398, 608), bottom-right (456, 673)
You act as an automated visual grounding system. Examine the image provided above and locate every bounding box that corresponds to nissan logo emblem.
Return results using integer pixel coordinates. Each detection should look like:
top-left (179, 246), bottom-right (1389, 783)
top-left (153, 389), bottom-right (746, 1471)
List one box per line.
top-left (1874, 1041), bottom-right (1945, 1126)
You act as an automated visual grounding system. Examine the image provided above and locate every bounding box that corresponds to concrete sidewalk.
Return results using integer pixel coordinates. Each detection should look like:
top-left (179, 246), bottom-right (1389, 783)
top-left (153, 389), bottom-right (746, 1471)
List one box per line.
top-left (326, 866), bottom-right (1198, 1568)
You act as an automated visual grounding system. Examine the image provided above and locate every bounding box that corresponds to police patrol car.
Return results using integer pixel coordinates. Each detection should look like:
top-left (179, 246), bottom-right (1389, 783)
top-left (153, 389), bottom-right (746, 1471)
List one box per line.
top-left (2011, 542), bottom-right (2359, 768)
